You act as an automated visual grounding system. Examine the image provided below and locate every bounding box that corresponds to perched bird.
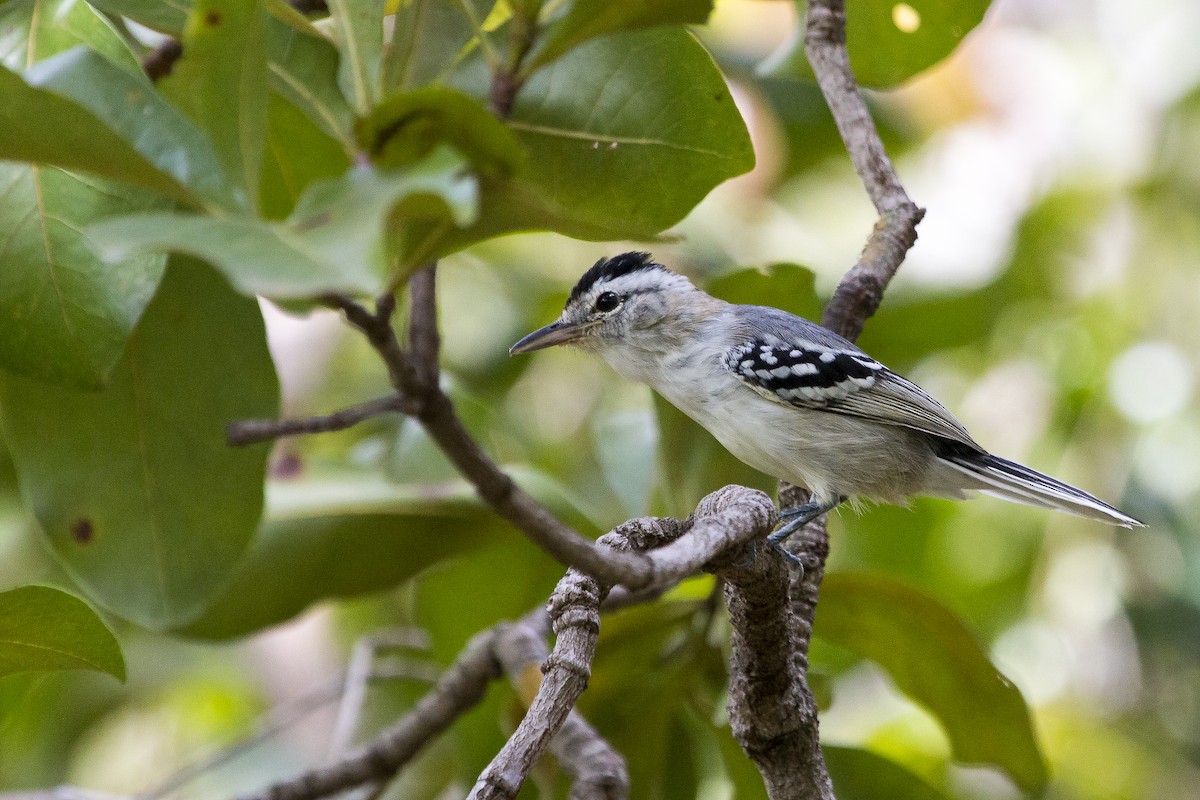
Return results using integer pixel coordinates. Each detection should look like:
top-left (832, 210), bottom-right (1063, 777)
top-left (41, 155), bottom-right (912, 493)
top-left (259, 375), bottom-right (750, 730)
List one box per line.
top-left (510, 252), bottom-right (1144, 548)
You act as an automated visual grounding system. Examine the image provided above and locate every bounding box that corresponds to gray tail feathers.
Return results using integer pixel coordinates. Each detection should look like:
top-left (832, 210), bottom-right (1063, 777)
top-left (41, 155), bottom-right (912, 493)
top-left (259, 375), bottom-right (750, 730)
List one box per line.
top-left (939, 448), bottom-right (1144, 528)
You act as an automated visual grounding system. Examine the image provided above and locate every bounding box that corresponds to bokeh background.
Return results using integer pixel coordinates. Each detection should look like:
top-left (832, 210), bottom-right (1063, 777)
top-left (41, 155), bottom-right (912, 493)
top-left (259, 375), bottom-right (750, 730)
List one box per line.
top-left (2, 0), bottom-right (1198, 797)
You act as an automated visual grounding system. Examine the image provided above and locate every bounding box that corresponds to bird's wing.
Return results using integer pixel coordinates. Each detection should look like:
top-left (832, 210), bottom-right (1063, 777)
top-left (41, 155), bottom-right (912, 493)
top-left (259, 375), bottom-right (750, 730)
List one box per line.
top-left (721, 326), bottom-right (980, 450)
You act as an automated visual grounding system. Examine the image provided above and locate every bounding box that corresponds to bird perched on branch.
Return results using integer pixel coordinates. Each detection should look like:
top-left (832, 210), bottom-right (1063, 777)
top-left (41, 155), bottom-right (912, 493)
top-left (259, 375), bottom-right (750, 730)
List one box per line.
top-left (510, 252), bottom-right (1144, 550)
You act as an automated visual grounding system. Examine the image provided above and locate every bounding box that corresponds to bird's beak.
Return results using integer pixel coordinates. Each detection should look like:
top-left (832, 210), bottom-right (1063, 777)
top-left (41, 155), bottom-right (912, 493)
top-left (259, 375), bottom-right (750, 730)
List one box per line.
top-left (509, 320), bottom-right (588, 355)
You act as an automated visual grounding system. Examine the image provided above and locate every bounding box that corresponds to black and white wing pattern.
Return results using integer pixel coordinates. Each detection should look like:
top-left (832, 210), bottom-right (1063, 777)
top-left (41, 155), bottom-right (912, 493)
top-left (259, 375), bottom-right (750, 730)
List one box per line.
top-left (722, 339), bottom-right (884, 404)
top-left (721, 330), bottom-right (980, 449)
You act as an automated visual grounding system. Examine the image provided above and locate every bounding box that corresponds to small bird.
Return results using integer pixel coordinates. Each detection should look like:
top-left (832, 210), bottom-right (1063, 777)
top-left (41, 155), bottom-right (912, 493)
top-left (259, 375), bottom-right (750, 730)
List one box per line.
top-left (510, 252), bottom-right (1144, 548)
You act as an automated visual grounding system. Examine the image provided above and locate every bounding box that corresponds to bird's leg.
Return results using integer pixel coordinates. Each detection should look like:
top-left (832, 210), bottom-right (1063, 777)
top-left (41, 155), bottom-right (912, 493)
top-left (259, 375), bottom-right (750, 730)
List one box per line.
top-left (768, 497), bottom-right (845, 568)
top-left (733, 498), bottom-right (844, 572)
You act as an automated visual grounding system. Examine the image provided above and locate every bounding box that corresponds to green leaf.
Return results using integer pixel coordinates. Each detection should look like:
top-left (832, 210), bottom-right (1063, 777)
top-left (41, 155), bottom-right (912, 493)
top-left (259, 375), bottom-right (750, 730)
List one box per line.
top-left (267, 18), bottom-right (356, 145)
top-left (763, 0), bottom-right (992, 89)
top-left (259, 93), bottom-right (352, 219)
top-left (0, 165), bottom-right (168, 387)
top-left (0, 260), bottom-right (279, 631)
top-left (0, 0), bottom-right (143, 73)
top-left (824, 746), bottom-right (950, 800)
top-left (382, 0), bottom-right (480, 92)
top-left (523, 0), bottom-right (713, 74)
top-left (706, 262), bottom-right (822, 321)
top-left (177, 474), bottom-right (502, 639)
top-left (86, 0), bottom-right (191, 35)
top-left (0, 586), bottom-right (125, 681)
top-left (358, 86), bottom-right (524, 175)
top-left (159, 0), bottom-right (270, 211)
top-left (0, 0), bottom-right (169, 388)
top-left (817, 573), bottom-right (1048, 792)
top-left (89, 145), bottom-right (478, 298)
top-left (443, 27), bottom-right (753, 249)
top-left (328, 0), bottom-right (386, 113)
top-left (5, 47), bottom-right (243, 210)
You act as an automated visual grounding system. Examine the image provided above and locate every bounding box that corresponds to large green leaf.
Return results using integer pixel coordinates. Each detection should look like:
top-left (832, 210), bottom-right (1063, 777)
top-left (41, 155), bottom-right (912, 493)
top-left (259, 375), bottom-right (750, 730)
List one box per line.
top-left (177, 475), bottom-right (502, 639)
top-left (328, 0), bottom-right (386, 113)
top-left (763, 0), bottom-right (992, 89)
top-left (3, 47), bottom-right (243, 211)
top-left (159, 0), bottom-right (270, 211)
top-left (0, 0), bottom-right (142, 73)
top-left (358, 86), bottom-right (524, 175)
top-left (817, 573), bottom-right (1048, 792)
top-left (0, 585), bottom-right (124, 681)
top-left (382, 0), bottom-right (480, 92)
top-left (89, 145), bottom-right (479, 298)
top-left (267, 18), bottom-right (356, 145)
top-left (86, 0), bottom-right (191, 35)
top-left (444, 27), bottom-right (754, 248)
top-left (523, 0), bottom-right (713, 74)
top-left (0, 0), bottom-right (169, 388)
top-left (824, 746), bottom-right (949, 800)
top-left (0, 260), bottom-right (279, 630)
top-left (0, 165), bottom-right (167, 387)
top-left (259, 94), bottom-right (352, 219)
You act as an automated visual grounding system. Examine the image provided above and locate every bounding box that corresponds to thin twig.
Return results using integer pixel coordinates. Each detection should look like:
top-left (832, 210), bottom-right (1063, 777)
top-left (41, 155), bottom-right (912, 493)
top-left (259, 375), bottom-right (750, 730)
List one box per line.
top-left (239, 629), bottom-right (503, 800)
top-left (319, 276), bottom-right (661, 588)
top-left (227, 395), bottom-right (413, 446)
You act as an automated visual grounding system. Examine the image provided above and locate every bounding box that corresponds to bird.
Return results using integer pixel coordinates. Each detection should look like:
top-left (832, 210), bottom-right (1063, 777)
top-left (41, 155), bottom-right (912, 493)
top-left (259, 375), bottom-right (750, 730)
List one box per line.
top-left (509, 252), bottom-right (1144, 551)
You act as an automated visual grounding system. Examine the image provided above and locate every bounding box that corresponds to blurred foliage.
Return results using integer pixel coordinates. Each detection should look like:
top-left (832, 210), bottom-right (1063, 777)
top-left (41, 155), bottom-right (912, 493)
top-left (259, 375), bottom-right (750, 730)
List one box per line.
top-left (1, 0), bottom-right (1198, 798)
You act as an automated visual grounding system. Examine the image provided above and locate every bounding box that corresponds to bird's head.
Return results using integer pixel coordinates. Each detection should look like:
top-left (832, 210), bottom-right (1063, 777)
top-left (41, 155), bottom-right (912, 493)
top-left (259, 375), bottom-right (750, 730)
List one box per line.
top-left (510, 252), bottom-right (711, 357)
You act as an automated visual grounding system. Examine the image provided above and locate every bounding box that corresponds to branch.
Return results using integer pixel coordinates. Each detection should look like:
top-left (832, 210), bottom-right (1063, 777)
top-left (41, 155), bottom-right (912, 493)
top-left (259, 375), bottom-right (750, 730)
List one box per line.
top-left (239, 628), bottom-right (503, 800)
top-left (805, 0), bottom-right (925, 341)
top-left (723, 2), bottom-right (925, 797)
top-left (227, 395), bottom-right (413, 445)
top-left (469, 486), bottom-right (775, 800)
top-left (317, 274), bottom-right (663, 588)
top-left (493, 615), bottom-right (629, 800)
top-left (718, 535), bottom-right (832, 799)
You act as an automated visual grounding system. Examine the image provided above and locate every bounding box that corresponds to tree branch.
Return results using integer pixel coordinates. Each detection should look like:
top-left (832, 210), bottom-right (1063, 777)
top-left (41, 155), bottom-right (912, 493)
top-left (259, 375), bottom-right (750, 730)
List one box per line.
top-left (723, 2), bottom-right (925, 797)
top-left (469, 486), bottom-right (775, 800)
top-left (227, 395), bottom-right (414, 446)
top-left (493, 615), bottom-right (629, 800)
top-left (240, 628), bottom-right (503, 800)
top-left (805, 0), bottom-right (925, 341)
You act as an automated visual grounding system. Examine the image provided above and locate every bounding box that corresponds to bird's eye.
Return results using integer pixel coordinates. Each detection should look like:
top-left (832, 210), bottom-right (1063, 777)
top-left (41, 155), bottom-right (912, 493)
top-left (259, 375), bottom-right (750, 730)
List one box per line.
top-left (595, 291), bottom-right (621, 313)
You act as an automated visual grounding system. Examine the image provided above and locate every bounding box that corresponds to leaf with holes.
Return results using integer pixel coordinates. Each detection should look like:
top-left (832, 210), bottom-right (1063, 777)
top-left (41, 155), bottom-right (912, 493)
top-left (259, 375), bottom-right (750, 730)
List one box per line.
top-left (0, 260), bottom-right (279, 630)
top-left (817, 573), bottom-right (1048, 792)
top-left (0, 586), bottom-right (125, 681)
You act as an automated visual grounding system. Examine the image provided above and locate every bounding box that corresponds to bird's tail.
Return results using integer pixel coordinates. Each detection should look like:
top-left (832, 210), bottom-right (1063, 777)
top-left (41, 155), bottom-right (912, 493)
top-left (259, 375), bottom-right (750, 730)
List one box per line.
top-left (939, 450), bottom-right (1144, 528)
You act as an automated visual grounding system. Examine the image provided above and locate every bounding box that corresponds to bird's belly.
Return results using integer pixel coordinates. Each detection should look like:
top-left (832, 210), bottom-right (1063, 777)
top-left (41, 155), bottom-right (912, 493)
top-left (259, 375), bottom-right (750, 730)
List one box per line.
top-left (660, 383), bottom-right (934, 505)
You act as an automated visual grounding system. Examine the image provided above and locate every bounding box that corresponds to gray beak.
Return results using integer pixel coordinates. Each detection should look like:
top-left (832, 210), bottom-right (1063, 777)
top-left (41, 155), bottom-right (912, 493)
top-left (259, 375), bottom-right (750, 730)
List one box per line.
top-left (509, 320), bottom-right (588, 355)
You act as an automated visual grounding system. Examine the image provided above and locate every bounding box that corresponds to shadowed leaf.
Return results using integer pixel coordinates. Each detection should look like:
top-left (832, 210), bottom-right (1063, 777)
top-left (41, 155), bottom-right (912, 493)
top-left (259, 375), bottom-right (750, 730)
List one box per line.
top-left (0, 586), bottom-right (125, 681)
